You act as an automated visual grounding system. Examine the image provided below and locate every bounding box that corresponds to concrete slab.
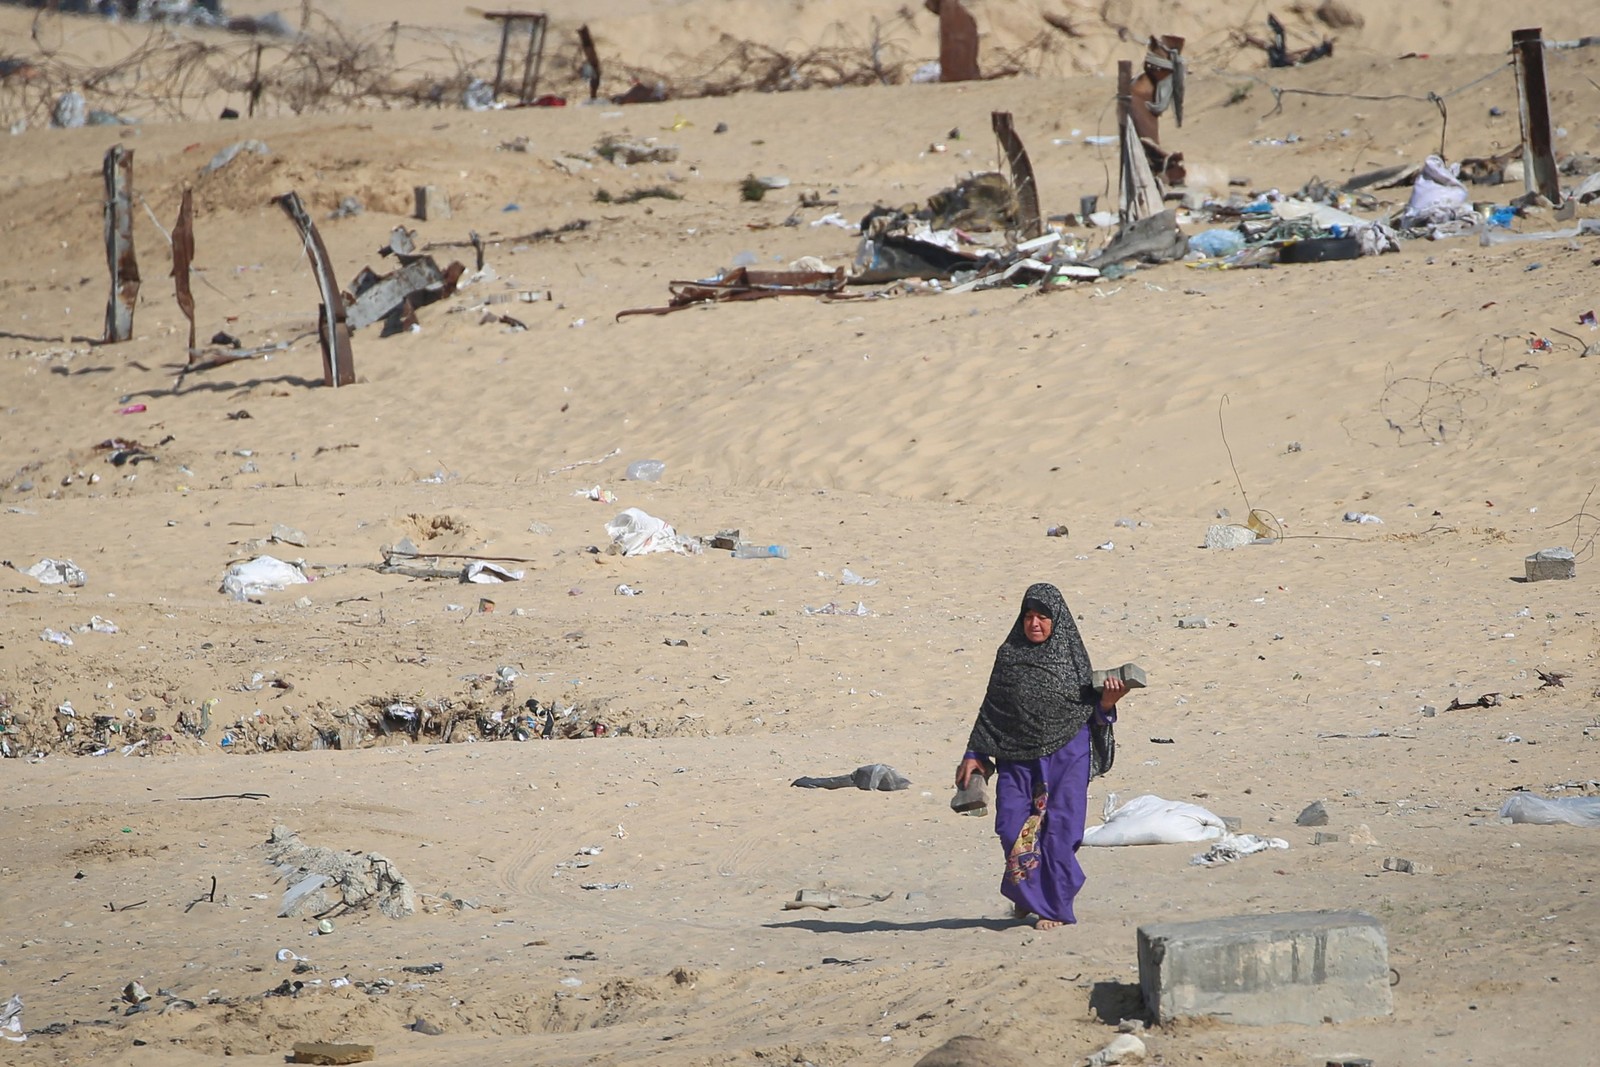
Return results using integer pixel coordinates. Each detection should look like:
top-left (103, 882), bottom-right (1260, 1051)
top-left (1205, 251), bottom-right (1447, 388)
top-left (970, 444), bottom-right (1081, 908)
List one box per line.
top-left (1138, 910), bottom-right (1392, 1026)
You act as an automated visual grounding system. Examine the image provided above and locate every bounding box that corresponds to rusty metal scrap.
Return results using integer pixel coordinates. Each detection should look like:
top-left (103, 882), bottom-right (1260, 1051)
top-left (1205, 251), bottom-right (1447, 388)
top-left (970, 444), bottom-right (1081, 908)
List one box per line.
top-left (172, 188), bottom-right (197, 356)
top-left (934, 0), bottom-right (980, 82)
top-left (101, 145), bottom-right (140, 344)
top-left (991, 112), bottom-right (1042, 239)
top-left (345, 256), bottom-right (464, 334)
top-left (616, 268), bottom-right (847, 319)
top-left (273, 191), bottom-right (355, 387)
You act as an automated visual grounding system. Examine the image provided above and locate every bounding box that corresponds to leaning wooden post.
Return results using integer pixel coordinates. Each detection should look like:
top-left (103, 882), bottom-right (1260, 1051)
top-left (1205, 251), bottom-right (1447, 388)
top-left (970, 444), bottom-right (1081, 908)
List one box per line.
top-left (101, 145), bottom-right (140, 344)
top-left (938, 0), bottom-right (980, 82)
top-left (1511, 27), bottom-right (1562, 204)
top-left (1116, 59), bottom-right (1133, 221)
top-left (273, 191), bottom-right (355, 387)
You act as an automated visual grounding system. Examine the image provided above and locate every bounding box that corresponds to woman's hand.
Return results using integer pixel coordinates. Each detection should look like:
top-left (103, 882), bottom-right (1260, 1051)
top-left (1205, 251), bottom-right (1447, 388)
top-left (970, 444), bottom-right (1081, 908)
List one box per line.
top-left (955, 757), bottom-right (988, 789)
top-left (1099, 676), bottom-right (1128, 711)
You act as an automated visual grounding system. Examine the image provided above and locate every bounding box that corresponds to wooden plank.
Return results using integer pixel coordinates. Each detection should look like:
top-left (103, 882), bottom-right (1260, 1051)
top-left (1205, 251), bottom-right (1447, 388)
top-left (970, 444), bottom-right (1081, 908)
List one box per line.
top-left (101, 146), bottom-right (140, 344)
top-left (1511, 27), bottom-right (1562, 203)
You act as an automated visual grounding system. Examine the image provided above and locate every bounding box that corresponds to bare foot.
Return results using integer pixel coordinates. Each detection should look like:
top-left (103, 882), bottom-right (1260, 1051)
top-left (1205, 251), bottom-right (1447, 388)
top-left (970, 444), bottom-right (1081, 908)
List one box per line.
top-left (1035, 917), bottom-right (1065, 930)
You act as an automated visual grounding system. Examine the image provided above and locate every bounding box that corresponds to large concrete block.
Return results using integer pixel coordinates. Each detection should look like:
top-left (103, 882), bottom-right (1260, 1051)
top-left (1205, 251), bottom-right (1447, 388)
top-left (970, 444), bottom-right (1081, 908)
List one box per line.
top-left (1138, 910), bottom-right (1392, 1026)
top-left (1525, 547), bottom-right (1575, 582)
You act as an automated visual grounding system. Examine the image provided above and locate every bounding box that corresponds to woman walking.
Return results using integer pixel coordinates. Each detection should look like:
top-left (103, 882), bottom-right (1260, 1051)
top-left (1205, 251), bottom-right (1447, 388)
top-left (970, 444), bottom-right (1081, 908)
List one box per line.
top-left (955, 582), bottom-right (1127, 929)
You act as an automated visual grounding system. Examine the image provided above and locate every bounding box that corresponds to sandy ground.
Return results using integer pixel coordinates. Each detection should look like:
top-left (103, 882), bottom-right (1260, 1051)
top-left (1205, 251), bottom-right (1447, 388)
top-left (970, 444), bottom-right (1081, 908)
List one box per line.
top-left (2, 1), bottom-right (1599, 1064)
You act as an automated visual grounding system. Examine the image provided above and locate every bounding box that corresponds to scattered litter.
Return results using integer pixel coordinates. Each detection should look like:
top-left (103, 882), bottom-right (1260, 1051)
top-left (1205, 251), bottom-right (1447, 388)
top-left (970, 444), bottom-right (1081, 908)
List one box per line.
top-left (581, 882), bottom-right (632, 891)
top-left (803, 601), bottom-right (870, 616)
top-left (782, 889), bottom-right (893, 910)
top-left (1498, 793), bottom-right (1600, 827)
top-left (840, 568), bottom-right (878, 586)
top-left (26, 558), bottom-right (87, 587)
top-left (463, 561), bottom-right (524, 583)
top-left (574, 485), bottom-right (618, 503)
top-left (1190, 833), bottom-right (1289, 866)
top-left (792, 763), bottom-right (910, 791)
top-left (614, 583), bottom-right (642, 596)
top-left (202, 139), bottom-right (269, 174)
top-left (1083, 793), bottom-right (1227, 846)
top-left (1175, 616), bottom-right (1209, 629)
top-left (40, 629), bottom-right (73, 647)
top-left (266, 825), bottom-right (415, 919)
top-left (1343, 511), bottom-right (1384, 524)
top-left (221, 556), bottom-right (309, 600)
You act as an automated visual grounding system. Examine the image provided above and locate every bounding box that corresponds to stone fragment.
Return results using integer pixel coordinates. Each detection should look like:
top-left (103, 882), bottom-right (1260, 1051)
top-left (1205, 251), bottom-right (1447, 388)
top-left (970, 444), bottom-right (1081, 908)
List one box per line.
top-left (1296, 800), bottom-right (1330, 827)
top-left (1205, 524), bottom-right (1257, 549)
top-left (1313, 831), bottom-right (1343, 845)
top-left (914, 1034), bottom-right (1023, 1067)
top-left (413, 185), bottom-right (450, 221)
top-left (1175, 616), bottom-right (1209, 629)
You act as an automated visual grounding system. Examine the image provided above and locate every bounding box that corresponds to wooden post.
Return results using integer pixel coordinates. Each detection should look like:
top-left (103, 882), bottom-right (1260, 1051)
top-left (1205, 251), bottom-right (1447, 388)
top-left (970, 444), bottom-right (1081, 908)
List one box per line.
top-left (273, 192), bottom-right (355, 387)
top-left (101, 145), bottom-right (140, 344)
top-left (1511, 28), bottom-right (1561, 203)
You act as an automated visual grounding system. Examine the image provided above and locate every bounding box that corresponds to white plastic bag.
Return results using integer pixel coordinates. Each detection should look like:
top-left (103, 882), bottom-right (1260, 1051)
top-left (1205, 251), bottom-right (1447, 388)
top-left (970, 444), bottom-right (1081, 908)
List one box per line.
top-left (1082, 793), bottom-right (1227, 846)
top-left (1190, 833), bottom-right (1289, 867)
top-left (220, 555), bottom-right (309, 600)
top-left (1399, 155), bottom-right (1468, 227)
top-left (1498, 793), bottom-right (1600, 828)
top-left (604, 508), bottom-right (697, 556)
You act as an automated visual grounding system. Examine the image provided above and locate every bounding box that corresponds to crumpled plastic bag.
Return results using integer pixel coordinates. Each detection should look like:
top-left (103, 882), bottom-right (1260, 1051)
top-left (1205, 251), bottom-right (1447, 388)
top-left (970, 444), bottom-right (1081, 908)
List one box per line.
top-left (604, 508), bottom-right (699, 556)
top-left (463, 561), bottom-right (524, 583)
top-left (1190, 833), bottom-right (1289, 866)
top-left (26, 558), bottom-right (87, 587)
top-left (1082, 793), bottom-right (1227, 846)
top-left (220, 555), bottom-right (309, 600)
top-left (1, 993), bottom-right (24, 1043)
top-left (1498, 793), bottom-right (1600, 828)
top-left (1399, 155), bottom-right (1470, 228)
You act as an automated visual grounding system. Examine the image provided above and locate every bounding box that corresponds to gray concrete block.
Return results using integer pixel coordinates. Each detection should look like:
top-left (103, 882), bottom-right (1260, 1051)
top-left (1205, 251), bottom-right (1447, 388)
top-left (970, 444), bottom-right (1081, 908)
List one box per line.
top-left (1091, 662), bottom-right (1148, 689)
top-left (1138, 910), bottom-right (1392, 1026)
top-left (1525, 547), bottom-right (1575, 582)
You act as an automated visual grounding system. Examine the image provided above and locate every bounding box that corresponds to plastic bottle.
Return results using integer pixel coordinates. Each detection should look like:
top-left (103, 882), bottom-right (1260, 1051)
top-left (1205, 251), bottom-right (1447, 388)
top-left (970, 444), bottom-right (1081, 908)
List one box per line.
top-left (732, 544), bottom-right (788, 559)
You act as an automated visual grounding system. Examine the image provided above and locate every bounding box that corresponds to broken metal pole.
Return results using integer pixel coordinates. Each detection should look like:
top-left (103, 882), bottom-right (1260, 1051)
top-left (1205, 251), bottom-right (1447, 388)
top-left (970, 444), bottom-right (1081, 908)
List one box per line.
top-left (273, 191), bottom-right (355, 387)
top-left (1512, 27), bottom-right (1562, 203)
top-left (101, 145), bottom-right (140, 344)
top-left (990, 111), bottom-right (1042, 239)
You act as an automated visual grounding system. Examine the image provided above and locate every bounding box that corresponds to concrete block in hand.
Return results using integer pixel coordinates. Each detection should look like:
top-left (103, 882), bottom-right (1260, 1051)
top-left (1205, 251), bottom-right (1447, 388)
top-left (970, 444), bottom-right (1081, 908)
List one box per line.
top-left (1091, 662), bottom-right (1148, 690)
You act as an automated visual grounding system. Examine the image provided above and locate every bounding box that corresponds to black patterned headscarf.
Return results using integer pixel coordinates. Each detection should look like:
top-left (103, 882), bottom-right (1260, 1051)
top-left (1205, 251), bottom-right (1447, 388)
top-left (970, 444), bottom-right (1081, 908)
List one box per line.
top-left (965, 583), bottom-right (1097, 761)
